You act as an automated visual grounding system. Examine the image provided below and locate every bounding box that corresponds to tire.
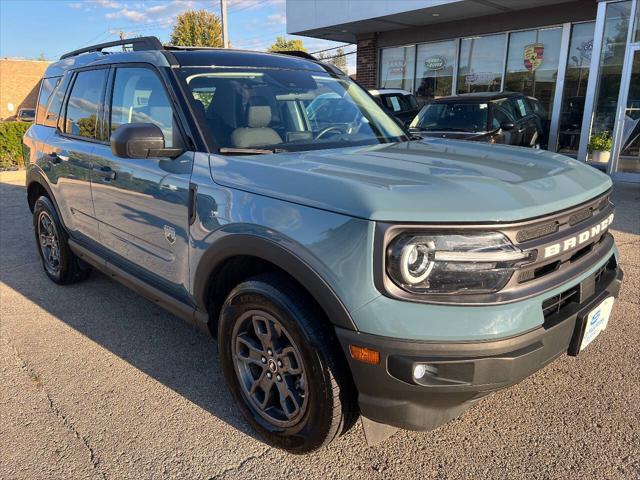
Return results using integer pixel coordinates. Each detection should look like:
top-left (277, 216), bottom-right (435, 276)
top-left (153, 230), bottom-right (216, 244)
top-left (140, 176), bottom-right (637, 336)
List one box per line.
top-left (33, 196), bottom-right (91, 285)
top-left (218, 273), bottom-right (357, 453)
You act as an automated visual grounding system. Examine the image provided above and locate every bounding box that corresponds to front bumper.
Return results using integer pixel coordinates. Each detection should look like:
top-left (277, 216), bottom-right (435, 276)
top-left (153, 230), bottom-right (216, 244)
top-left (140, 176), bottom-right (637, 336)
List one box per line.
top-left (336, 255), bottom-right (623, 431)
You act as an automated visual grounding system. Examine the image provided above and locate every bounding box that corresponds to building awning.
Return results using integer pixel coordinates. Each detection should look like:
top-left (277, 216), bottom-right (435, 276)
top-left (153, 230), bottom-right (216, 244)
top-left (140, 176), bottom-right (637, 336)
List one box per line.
top-left (287, 0), bottom-right (579, 43)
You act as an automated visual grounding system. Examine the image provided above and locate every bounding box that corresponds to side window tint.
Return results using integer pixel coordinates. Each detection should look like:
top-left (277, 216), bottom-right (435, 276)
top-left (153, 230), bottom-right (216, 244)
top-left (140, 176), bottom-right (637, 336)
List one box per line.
top-left (515, 98), bottom-right (529, 118)
top-left (492, 106), bottom-right (511, 128)
top-left (388, 95), bottom-right (402, 112)
top-left (36, 77), bottom-right (60, 125)
top-left (43, 75), bottom-right (68, 128)
top-left (111, 67), bottom-right (175, 147)
top-left (493, 100), bottom-right (516, 121)
top-left (64, 69), bottom-right (107, 139)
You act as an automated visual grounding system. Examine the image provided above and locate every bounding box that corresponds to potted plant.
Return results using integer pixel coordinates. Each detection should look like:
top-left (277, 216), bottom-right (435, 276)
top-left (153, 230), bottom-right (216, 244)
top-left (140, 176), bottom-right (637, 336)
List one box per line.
top-left (588, 131), bottom-right (612, 164)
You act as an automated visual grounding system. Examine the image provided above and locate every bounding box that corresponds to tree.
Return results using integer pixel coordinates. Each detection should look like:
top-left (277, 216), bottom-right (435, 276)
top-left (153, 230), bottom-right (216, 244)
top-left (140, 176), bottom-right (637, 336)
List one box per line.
top-left (170, 10), bottom-right (223, 47)
top-left (330, 47), bottom-right (347, 73)
top-left (36, 53), bottom-right (47, 61)
top-left (267, 36), bottom-right (307, 53)
top-left (317, 48), bottom-right (348, 74)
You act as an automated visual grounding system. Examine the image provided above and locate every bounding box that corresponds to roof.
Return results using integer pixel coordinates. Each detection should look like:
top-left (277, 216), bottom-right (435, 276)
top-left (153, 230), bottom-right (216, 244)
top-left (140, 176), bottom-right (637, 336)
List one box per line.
top-left (369, 89), bottom-right (412, 96)
top-left (44, 36), bottom-right (338, 78)
top-left (429, 91), bottom-right (524, 102)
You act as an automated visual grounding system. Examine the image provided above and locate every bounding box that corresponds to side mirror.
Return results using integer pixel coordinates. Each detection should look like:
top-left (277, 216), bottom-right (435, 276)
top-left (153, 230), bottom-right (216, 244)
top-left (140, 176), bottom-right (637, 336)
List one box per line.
top-left (500, 121), bottom-right (516, 131)
top-left (110, 123), bottom-right (184, 159)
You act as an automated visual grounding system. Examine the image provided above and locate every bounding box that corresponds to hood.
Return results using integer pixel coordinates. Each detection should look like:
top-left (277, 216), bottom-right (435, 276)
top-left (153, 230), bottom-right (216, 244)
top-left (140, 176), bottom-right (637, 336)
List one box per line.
top-left (209, 139), bottom-right (612, 223)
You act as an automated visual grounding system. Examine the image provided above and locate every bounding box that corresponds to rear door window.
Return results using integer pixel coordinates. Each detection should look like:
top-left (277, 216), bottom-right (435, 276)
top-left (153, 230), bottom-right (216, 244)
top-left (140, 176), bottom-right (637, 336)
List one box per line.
top-left (64, 69), bottom-right (108, 140)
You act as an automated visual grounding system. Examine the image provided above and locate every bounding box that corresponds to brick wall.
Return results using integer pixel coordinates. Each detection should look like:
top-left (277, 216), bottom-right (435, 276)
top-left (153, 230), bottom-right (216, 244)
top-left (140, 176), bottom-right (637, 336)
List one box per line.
top-left (0, 59), bottom-right (50, 120)
top-left (356, 34), bottom-right (377, 90)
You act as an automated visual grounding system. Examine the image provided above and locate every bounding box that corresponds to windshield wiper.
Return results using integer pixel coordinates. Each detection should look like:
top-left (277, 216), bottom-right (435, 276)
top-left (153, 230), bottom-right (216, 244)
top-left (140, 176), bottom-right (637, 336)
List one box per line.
top-left (218, 147), bottom-right (287, 155)
top-left (424, 127), bottom-right (473, 132)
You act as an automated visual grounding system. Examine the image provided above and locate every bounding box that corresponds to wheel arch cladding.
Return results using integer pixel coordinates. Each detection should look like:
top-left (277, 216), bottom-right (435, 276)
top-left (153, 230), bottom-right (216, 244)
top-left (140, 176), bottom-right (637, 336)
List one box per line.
top-left (26, 168), bottom-right (56, 213)
top-left (193, 234), bottom-right (358, 332)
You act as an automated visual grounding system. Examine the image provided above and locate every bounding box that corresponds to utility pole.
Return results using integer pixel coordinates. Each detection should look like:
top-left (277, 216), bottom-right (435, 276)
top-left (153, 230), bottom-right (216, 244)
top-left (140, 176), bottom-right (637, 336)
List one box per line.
top-left (220, 0), bottom-right (228, 48)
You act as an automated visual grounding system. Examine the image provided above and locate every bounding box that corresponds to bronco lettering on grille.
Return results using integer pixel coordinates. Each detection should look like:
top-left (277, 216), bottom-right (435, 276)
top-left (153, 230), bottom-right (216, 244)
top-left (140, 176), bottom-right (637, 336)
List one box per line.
top-left (543, 213), bottom-right (614, 259)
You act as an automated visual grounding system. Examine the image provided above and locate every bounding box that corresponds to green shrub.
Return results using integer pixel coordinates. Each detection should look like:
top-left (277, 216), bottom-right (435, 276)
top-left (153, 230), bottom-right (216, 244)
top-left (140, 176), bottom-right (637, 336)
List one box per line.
top-left (588, 131), bottom-right (612, 152)
top-left (0, 121), bottom-right (31, 170)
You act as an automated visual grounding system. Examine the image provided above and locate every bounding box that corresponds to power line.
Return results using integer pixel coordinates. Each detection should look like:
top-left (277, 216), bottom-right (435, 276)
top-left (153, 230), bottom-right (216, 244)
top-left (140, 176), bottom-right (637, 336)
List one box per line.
top-left (311, 44), bottom-right (354, 55)
top-left (317, 50), bottom-right (357, 61)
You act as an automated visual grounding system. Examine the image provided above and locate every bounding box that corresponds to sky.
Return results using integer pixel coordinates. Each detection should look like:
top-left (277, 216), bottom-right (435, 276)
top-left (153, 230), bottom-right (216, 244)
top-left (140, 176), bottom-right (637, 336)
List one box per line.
top-left (0, 0), bottom-right (356, 72)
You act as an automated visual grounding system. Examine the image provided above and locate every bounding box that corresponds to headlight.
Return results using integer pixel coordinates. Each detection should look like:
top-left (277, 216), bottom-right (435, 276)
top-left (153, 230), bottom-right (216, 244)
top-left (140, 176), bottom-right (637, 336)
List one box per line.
top-left (386, 232), bottom-right (533, 295)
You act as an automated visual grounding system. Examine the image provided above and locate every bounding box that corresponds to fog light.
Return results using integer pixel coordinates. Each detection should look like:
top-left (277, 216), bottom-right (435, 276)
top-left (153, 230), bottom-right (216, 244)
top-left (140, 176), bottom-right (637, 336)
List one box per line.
top-left (413, 363), bottom-right (438, 380)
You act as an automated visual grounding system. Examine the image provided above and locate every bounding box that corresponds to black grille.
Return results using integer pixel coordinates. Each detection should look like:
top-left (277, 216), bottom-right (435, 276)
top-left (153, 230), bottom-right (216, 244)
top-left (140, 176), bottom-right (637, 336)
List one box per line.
top-left (597, 195), bottom-right (611, 212)
top-left (594, 257), bottom-right (613, 285)
top-left (569, 207), bottom-right (593, 226)
top-left (516, 221), bottom-right (559, 243)
top-left (541, 255), bottom-right (617, 320)
top-left (542, 285), bottom-right (580, 318)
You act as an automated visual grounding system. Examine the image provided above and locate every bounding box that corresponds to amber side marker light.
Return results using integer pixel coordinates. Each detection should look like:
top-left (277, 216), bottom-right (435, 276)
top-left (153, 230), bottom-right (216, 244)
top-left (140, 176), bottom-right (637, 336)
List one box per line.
top-left (349, 345), bottom-right (380, 365)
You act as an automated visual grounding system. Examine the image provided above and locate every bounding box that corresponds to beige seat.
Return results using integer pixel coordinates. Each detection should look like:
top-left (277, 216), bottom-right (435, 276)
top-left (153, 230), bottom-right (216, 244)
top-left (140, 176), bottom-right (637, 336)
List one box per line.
top-left (231, 105), bottom-right (282, 148)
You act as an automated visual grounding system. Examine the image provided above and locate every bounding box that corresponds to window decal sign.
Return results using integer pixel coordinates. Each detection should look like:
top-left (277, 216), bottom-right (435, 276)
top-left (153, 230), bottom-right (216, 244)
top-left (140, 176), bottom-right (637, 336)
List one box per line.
top-left (524, 43), bottom-right (544, 71)
top-left (465, 72), bottom-right (495, 85)
top-left (424, 55), bottom-right (447, 71)
top-left (578, 39), bottom-right (593, 61)
top-left (386, 59), bottom-right (407, 75)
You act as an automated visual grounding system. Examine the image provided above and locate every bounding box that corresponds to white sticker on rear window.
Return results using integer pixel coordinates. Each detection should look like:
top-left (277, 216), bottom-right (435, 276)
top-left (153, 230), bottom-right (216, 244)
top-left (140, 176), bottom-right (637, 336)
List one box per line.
top-left (479, 103), bottom-right (487, 109)
top-left (389, 96), bottom-right (401, 112)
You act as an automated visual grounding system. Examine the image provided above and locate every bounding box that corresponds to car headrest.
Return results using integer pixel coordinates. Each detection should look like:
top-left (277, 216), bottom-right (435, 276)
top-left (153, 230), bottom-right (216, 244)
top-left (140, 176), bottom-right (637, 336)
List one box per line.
top-left (247, 105), bottom-right (271, 128)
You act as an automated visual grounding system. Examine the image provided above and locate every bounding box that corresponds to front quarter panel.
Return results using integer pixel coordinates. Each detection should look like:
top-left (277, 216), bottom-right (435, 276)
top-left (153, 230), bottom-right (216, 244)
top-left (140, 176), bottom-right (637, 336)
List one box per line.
top-left (188, 154), bottom-right (378, 326)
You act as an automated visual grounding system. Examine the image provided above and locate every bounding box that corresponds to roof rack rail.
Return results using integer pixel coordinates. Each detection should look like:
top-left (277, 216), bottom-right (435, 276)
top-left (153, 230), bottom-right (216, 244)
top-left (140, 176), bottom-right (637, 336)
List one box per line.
top-left (274, 50), bottom-right (317, 61)
top-left (164, 45), bottom-right (222, 51)
top-left (60, 36), bottom-right (163, 60)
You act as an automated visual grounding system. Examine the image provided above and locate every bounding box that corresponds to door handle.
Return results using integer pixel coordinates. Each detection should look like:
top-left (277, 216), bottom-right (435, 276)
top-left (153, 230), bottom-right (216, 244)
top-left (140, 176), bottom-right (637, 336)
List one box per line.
top-left (92, 166), bottom-right (116, 181)
top-left (49, 152), bottom-right (69, 163)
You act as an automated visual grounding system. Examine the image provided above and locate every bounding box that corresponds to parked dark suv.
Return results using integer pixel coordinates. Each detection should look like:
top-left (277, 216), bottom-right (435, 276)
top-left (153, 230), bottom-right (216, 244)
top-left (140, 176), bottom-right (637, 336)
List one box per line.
top-left (23, 37), bottom-right (622, 453)
top-left (410, 92), bottom-right (545, 148)
top-left (369, 88), bottom-right (420, 126)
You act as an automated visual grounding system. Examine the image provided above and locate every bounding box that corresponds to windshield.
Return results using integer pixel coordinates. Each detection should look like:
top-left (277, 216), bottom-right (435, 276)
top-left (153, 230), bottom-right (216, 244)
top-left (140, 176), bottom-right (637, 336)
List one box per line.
top-left (410, 102), bottom-right (489, 133)
top-left (177, 67), bottom-right (407, 152)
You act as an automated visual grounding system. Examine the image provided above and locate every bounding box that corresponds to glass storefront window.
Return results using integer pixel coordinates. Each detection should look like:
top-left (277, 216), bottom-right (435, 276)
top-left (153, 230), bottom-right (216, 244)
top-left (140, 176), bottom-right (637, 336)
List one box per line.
top-left (635, 1), bottom-right (640, 43)
top-left (457, 34), bottom-right (505, 94)
top-left (618, 49), bottom-right (640, 173)
top-left (504, 27), bottom-right (563, 147)
top-left (414, 40), bottom-right (457, 103)
top-left (379, 45), bottom-right (416, 92)
top-left (557, 22), bottom-right (596, 154)
top-left (589, 1), bottom-right (633, 163)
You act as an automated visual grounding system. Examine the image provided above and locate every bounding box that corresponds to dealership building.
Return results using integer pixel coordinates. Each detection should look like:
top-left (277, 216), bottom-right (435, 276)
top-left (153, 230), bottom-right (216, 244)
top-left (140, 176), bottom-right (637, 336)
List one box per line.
top-left (287, 0), bottom-right (640, 179)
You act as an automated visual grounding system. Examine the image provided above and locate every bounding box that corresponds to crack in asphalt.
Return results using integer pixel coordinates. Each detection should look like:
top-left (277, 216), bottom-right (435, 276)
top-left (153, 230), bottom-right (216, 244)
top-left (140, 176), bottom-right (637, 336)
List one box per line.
top-left (208, 447), bottom-right (271, 479)
top-left (2, 337), bottom-right (108, 480)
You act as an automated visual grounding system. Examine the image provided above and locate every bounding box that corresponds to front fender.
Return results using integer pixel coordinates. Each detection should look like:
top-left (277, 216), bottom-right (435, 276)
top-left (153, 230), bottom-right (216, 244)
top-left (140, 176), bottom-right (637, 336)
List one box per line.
top-left (192, 231), bottom-right (358, 331)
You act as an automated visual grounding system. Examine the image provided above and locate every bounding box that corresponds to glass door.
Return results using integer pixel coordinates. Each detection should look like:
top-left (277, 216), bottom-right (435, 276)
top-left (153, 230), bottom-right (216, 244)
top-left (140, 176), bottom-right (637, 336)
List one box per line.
top-left (611, 47), bottom-right (640, 172)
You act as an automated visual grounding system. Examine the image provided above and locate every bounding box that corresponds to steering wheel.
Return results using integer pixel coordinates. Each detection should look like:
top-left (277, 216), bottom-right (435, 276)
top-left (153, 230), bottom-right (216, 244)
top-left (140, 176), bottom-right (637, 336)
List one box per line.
top-left (315, 126), bottom-right (345, 140)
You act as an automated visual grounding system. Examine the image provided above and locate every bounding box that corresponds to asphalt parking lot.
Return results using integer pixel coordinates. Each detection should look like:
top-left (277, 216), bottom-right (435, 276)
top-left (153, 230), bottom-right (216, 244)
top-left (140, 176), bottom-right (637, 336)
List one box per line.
top-left (1, 171), bottom-right (639, 479)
